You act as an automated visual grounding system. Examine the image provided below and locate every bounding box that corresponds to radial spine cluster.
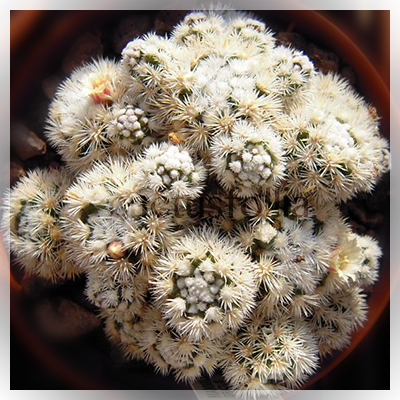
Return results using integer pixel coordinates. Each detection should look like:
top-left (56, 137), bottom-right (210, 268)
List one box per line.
top-left (136, 143), bottom-right (206, 205)
top-left (3, 168), bottom-right (79, 281)
top-left (152, 228), bottom-right (257, 340)
top-left (46, 59), bottom-right (154, 173)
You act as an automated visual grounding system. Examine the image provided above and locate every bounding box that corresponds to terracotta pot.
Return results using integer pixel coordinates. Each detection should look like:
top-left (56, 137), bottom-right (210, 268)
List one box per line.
top-left (7, 10), bottom-right (390, 391)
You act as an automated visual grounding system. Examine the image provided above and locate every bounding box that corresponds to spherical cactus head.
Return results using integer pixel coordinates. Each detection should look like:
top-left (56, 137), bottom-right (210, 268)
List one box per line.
top-left (2, 167), bottom-right (79, 281)
top-left (152, 228), bottom-right (257, 340)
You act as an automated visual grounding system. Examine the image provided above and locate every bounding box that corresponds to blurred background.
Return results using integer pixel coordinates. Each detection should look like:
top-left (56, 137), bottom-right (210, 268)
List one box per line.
top-left (10, 10), bottom-right (390, 391)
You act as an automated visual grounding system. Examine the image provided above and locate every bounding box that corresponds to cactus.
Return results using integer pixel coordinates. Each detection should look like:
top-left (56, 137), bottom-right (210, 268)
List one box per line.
top-left (136, 142), bottom-right (206, 206)
top-left (2, 167), bottom-right (79, 281)
top-left (220, 313), bottom-right (318, 396)
top-left (311, 286), bottom-right (367, 357)
top-left (210, 121), bottom-right (286, 198)
top-left (120, 11), bottom-right (314, 156)
top-left (46, 59), bottom-right (154, 173)
top-left (3, 9), bottom-right (390, 397)
top-left (62, 157), bottom-right (181, 281)
top-left (135, 305), bottom-right (222, 382)
top-left (279, 73), bottom-right (390, 205)
top-left (152, 228), bottom-right (257, 341)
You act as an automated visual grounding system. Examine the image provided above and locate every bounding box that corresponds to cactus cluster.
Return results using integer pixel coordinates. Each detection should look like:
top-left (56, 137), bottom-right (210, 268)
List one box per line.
top-left (3, 10), bottom-right (389, 397)
top-left (3, 168), bottom-right (79, 281)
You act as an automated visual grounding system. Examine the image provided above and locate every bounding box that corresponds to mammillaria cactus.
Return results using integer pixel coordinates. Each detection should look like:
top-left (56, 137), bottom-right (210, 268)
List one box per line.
top-left (120, 11), bottom-right (314, 155)
top-left (311, 286), bottom-right (368, 357)
top-left (135, 305), bottom-right (222, 383)
top-left (136, 143), bottom-right (206, 206)
top-left (46, 59), bottom-right (154, 173)
top-left (279, 73), bottom-right (390, 205)
top-left (353, 234), bottom-right (382, 288)
top-left (220, 313), bottom-right (319, 396)
top-left (61, 157), bottom-right (182, 279)
top-left (152, 228), bottom-right (257, 340)
top-left (210, 121), bottom-right (286, 198)
top-left (85, 267), bottom-right (150, 321)
top-left (3, 167), bottom-right (79, 281)
top-left (4, 9), bottom-right (390, 397)
top-left (103, 297), bottom-right (148, 361)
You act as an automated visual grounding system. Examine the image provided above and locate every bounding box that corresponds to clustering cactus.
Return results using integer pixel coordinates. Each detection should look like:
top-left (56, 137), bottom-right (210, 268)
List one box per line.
top-left (120, 11), bottom-right (313, 155)
top-left (3, 168), bottom-right (79, 281)
top-left (279, 73), bottom-right (390, 205)
top-left (220, 313), bottom-right (319, 395)
top-left (136, 143), bottom-right (206, 206)
top-left (46, 59), bottom-right (154, 173)
top-left (62, 157), bottom-right (180, 270)
top-left (4, 10), bottom-right (390, 397)
top-left (134, 305), bottom-right (222, 382)
top-left (210, 121), bottom-right (286, 197)
top-left (152, 228), bottom-right (257, 340)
